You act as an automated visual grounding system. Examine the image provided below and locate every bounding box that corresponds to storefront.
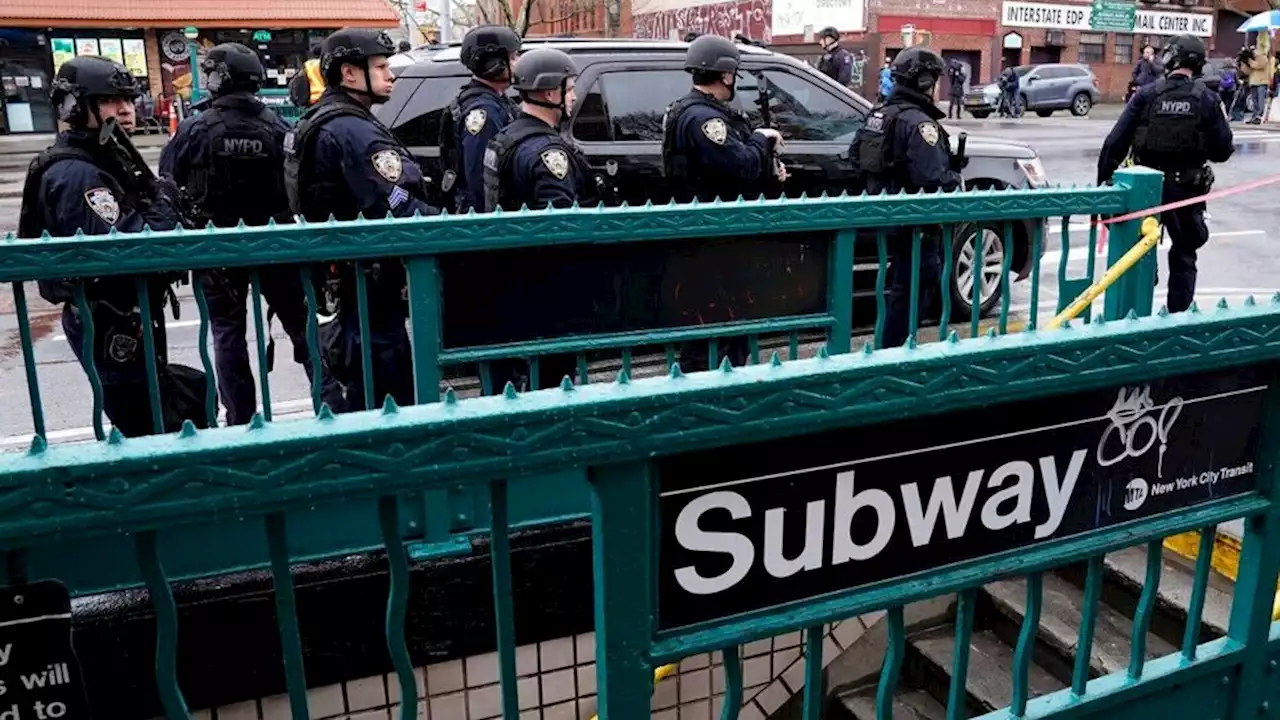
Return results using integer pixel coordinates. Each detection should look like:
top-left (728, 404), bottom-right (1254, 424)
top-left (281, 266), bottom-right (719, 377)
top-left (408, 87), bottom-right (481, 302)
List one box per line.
top-left (0, 30), bottom-right (57, 134)
top-left (999, 0), bottom-right (1215, 99)
top-left (159, 28), bottom-right (336, 101)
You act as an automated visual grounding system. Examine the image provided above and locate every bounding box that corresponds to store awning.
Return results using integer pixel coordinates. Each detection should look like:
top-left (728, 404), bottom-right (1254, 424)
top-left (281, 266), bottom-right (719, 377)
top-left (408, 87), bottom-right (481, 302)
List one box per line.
top-left (1222, 0), bottom-right (1273, 17)
top-left (5, 0), bottom-right (399, 29)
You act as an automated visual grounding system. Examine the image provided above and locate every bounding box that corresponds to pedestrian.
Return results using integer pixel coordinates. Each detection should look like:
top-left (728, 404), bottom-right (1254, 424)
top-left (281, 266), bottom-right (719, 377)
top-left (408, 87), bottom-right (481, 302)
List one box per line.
top-left (998, 66), bottom-right (1021, 118)
top-left (850, 46), bottom-right (964, 349)
top-left (482, 48), bottom-right (593, 391)
top-left (879, 59), bottom-right (894, 101)
top-left (18, 56), bottom-right (200, 437)
top-left (284, 28), bottom-right (439, 412)
top-left (816, 26), bottom-right (853, 87)
top-left (660, 34), bottom-right (786, 371)
top-left (1242, 37), bottom-right (1270, 124)
top-left (1098, 34), bottom-right (1233, 314)
top-left (439, 25), bottom-right (521, 213)
top-left (1218, 60), bottom-right (1237, 116)
top-left (160, 42), bottom-right (336, 426)
top-left (1129, 45), bottom-right (1161, 102)
top-left (288, 45), bottom-right (325, 109)
top-left (947, 59), bottom-right (967, 119)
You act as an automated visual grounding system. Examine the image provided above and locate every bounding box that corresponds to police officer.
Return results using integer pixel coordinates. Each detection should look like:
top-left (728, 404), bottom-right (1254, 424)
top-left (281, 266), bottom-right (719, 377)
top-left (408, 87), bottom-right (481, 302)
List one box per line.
top-left (440, 25), bottom-right (521, 213)
top-left (1098, 34), bottom-right (1233, 314)
top-left (662, 34), bottom-right (785, 371)
top-left (851, 46), bottom-right (963, 349)
top-left (160, 42), bottom-right (334, 426)
top-left (816, 27), bottom-right (854, 87)
top-left (285, 28), bottom-right (439, 412)
top-left (18, 56), bottom-right (187, 437)
top-left (483, 48), bottom-right (593, 391)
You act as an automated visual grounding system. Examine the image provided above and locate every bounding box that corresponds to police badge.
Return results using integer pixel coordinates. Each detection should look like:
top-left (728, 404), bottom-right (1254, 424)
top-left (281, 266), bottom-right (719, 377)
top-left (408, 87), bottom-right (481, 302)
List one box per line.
top-left (701, 118), bottom-right (728, 145)
top-left (918, 122), bottom-right (940, 146)
top-left (540, 149), bottom-right (570, 180)
top-left (107, 332), bottom-right (139, 363)
top-left (371, 150), bottom-right (403, 183)
top-left (465, 108), bottom-right (488, 135)
top-left (84, 187), bottom-right (120, 225)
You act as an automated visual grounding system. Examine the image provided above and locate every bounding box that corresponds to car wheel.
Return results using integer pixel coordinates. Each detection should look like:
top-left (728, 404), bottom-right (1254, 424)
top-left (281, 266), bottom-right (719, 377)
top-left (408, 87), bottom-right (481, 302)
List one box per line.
top-left (1071, 92), bottom-right (1092, 116)
top-left (1036, 109), bottom-right (1054, 117)
top-left (951, 223), bottom-right (1005, 319)
top-left (970, 109), bottom-right (991, 119)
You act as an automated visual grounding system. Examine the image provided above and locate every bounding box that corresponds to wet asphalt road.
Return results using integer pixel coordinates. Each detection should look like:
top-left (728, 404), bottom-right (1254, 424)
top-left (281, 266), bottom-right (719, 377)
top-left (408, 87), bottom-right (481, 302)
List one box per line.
top-left (1, 109), bottom-right (1277, 448)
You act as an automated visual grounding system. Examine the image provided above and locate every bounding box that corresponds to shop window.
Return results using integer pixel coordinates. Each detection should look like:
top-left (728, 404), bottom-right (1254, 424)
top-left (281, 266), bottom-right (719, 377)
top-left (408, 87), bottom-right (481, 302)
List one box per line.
top-left (1079, 32), bottom-right (1107, 65)
top-left (1115, 35), bottom-right (1134, 65)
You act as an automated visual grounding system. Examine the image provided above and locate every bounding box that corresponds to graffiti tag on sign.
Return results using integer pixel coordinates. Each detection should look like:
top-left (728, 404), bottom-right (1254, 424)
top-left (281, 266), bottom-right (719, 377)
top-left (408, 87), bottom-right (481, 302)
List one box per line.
top-left (655, 365), bottom-right (1269, 629)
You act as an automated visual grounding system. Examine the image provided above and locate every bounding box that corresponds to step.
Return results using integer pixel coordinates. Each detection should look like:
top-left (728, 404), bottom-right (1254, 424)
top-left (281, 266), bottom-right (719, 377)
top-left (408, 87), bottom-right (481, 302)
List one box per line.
top-left (909, 626), bottom-right (1067, 714)
top-left (836, 684), bottom-right (948, 720)
top-left (983, 573), bottom-right (1178, 680)
top-left (1099, 545), bottom-right (1233, 645)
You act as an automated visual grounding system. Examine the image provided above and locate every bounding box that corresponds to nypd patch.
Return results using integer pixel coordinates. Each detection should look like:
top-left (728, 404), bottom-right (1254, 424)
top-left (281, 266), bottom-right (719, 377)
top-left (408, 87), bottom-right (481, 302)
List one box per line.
top-left (84, 187), bottom-right (120, 225)
top-left (540, 149), bottom-right (570, 180)
top-left (465, 108), bottom-right (488, 135)
top-left (918, 122), bottom-right (940, 146)
top-left (701, 118), bottom-right (728, 145)
top-left (371, 149), bottom-right (403, 183)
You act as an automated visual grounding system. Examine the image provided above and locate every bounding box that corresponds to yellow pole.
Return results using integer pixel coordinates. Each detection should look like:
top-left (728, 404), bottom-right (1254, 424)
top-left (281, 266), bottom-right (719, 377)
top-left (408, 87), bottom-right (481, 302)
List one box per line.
top-left (1045, 216), bottom-right (1161, 330)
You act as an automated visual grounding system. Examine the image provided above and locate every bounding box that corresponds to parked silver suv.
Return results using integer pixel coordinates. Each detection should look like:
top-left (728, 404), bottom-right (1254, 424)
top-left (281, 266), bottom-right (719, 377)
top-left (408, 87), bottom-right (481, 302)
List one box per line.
top-left (966, 63), bottom-right (1101, 118)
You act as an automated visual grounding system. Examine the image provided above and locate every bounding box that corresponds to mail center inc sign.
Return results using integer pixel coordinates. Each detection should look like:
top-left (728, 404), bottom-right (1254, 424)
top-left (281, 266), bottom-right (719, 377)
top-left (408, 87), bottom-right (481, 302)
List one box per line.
top-left (1001, 1), bottom-right (1214, 36)
top-left (655, 365), bottom-right (1270, 630)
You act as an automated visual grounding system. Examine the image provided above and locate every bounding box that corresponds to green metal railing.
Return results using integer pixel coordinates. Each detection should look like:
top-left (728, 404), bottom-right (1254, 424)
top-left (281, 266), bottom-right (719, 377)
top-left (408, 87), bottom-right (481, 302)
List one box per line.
top-left (4, 166), bottom-right (1278, 720)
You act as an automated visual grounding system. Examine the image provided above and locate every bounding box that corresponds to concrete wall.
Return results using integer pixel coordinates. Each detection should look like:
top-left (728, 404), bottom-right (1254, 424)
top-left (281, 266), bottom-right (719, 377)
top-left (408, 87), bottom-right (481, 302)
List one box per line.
top-left (164, 618), bottom-right (875, 720)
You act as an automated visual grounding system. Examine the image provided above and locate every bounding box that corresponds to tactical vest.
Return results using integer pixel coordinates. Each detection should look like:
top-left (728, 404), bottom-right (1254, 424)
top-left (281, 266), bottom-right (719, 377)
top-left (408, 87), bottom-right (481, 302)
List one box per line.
top-left (483, 117), bottom-right (563, 212)
top-left (284, 99), bottom-right (376, 221)
top-left (1133, 79), bottom-right (1208, 172)
top-left (854, 103), bottom-right (907, 193)
top-left (18, 146), bottom-right (100, 304)
top-left (195, 98), bottom-right (287, 227)
top-left (439, 85), bottom-right (494, 182)
top-left (661, 93), bottom-right (755, 201)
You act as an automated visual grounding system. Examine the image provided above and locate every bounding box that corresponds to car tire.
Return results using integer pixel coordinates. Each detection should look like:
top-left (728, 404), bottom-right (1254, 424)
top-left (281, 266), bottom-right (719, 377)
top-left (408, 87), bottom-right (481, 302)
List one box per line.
top-left (970, 109), bottom-right (991, 119)
top-left (1036, 109), bottom-right (1054, 117)
top-left (1071, 92), bottom-right (1093, 116)
top-left (950, 222), bottom-right (1005, 319)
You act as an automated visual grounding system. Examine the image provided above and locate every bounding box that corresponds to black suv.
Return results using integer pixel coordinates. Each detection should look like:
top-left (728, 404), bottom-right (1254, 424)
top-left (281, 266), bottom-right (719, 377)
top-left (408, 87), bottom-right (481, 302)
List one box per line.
top-left (379, 39), bottom-right (1048, 319)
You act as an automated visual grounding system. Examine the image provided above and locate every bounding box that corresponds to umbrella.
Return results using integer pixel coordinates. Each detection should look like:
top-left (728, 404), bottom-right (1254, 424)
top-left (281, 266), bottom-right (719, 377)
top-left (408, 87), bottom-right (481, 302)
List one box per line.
top-left (1239, 10), bottom-right (1280, 32)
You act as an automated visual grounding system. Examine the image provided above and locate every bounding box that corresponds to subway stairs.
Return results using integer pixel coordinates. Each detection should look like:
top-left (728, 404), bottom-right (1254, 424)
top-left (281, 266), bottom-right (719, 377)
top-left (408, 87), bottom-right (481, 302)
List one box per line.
top-left (826, 543), bottom-right (1234, 719)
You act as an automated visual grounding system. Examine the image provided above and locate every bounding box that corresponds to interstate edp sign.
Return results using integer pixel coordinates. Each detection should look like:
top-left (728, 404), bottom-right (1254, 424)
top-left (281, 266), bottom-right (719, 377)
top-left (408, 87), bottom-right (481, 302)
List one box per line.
top-left (655, 365), bottom-right (1271, 629)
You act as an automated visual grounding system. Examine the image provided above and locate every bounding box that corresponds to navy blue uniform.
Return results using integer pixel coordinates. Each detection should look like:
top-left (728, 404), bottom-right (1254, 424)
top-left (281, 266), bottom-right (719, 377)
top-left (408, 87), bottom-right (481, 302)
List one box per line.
top-left (1098, 74), bottom-right (1233, 313)
top-left (818, 47), bottom-right (855, 86)
top-left (18, 130), bottom-right (184, 437)
top-left (663, 90), bottom-right (779, 371)
top-left (285, 89), bottom-right (439, 412)
top-left (443, 81), bottom-right (514, 212)
top-left (852, 86), bottom-right (962, 348)
top-left (663, 90), bottom-right (775, 205)
top-left (161, 93), bottom-right (335, 425)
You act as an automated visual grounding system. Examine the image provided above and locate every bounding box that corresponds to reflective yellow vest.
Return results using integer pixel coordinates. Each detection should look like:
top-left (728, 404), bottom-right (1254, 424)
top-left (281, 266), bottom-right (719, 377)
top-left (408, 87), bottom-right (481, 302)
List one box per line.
top-left (304, 59), bottom-right (324, 105)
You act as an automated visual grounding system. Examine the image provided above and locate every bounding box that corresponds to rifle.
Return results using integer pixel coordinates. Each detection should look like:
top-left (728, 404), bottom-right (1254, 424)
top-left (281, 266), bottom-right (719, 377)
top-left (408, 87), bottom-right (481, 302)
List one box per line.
top-left (953, 131), bottom-right (969, 189)
top-left (751, 73), bottom-right (787, 183)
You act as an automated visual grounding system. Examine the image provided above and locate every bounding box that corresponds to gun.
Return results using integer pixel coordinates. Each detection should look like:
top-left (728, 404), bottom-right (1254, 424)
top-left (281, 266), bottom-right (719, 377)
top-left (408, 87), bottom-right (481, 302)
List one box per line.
top-left (752, 74), bottom-right (787, 182)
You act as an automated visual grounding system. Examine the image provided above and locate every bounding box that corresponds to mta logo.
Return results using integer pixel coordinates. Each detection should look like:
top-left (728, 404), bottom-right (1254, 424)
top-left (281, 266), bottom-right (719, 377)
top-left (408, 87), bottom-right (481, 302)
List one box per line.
top-left (1123, 478), bottom-right (1149, 511)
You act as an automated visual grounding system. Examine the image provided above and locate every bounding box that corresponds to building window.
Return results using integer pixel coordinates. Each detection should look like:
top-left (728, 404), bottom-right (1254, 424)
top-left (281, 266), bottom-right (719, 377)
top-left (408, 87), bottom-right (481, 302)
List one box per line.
top-left (1115, 35), bottom-right (1133, 65)
top-left (1079, 32), bottom-right (1107, 64)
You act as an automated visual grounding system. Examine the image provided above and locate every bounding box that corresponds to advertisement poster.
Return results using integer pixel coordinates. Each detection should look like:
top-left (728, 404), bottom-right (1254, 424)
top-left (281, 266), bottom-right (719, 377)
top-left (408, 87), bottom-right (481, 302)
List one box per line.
top-left (75, 38), bottom-right (99, 57)
top-left (158, 31), bottom-right (208, 100)
top-left (51, 39), bottom-right (75, 73)
top-left (99, 38), bottom-right (124, 66)
top-left (122, 39), bottom-right (148, 77)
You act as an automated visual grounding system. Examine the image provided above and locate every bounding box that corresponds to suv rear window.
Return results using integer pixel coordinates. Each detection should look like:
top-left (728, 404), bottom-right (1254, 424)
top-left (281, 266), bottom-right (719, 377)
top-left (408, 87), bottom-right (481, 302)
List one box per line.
top-left (573, 69), bottom-right (691, 143)
top-left (389, 75), bottom-right (472, 147)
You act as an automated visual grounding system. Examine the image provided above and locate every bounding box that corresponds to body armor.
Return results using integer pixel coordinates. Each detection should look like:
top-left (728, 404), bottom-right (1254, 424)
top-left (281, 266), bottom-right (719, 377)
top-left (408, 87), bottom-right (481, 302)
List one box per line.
top-left (1133, 79), bottom-right (1208, 172)
top-left (194, 97), bottom-right (286, 227)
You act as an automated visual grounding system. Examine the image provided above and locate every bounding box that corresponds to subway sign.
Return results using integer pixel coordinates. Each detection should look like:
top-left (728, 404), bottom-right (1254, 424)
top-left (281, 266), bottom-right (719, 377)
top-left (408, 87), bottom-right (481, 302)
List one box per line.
top-left (1001, 1), bottom-right (1214, 36)
top-left (655, 365), bottom-right (1268, 630)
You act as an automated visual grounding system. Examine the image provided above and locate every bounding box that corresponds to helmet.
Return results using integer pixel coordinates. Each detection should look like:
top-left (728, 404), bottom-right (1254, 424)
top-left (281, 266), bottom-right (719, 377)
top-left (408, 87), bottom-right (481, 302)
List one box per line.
top-left (684, 34), bottom-right (740, 74)
top-left (320, 28), bottom-right (397, 83)
top-left (201, 43), bottom-right (265, 96)
top-left (818, 26), bottom-right (840, 42)
top-left (683, 31), bottom-right (701, 42)
top-left (460, 25), bottom-right (522, 79)
top-left (1161, 34), bottom-right (1206, 74)
top-left (51, 56), bottom-right (141, 125)
top-left (890, 46), bottom-right (945, 93)
top-left (511, 48), bottom-right (578, 92)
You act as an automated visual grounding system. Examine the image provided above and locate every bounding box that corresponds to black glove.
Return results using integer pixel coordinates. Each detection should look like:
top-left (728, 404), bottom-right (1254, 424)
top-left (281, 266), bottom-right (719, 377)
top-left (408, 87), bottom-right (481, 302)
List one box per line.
top-left (950, 155), bottom-right (970, 172)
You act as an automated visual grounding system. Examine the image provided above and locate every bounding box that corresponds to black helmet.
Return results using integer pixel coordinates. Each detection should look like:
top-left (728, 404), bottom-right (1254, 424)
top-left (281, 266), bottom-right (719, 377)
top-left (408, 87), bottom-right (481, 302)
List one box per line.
top-left (51, 56), bottom-right (141, 126)
top-left (511, 47), bottom-right (578, 92)
top-left (321, 28), bottom-right (397, 84)
top-left (1161, 34), bottom-right (1206, 74)
top-left (684, 34), bottom-right (740, 74)
top-left (818, 26), bottom-right (840, 42)
top-left (683, 31), bottom-right (700, 42)
top-left (890, 46), bottom-right (945, 93)
top-left (398, 40), bottom-right (412, 52)
top-left (201, 43), bottom-right (265, 96)
top-left (461, 25), bottom-right (522, 79)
